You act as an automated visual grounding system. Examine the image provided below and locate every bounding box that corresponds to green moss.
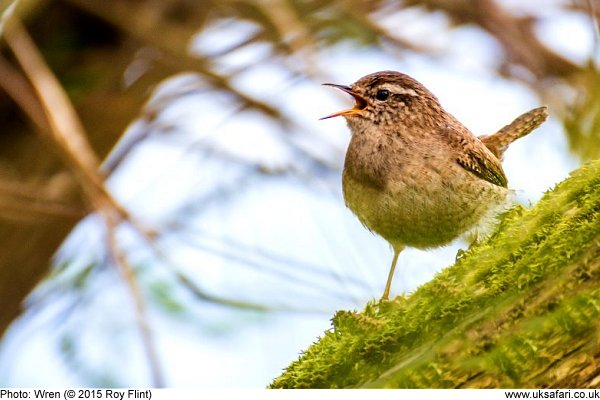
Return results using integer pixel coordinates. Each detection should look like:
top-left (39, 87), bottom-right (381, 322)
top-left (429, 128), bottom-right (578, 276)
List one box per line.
top-left (270, 160), bottom-right (600, 388)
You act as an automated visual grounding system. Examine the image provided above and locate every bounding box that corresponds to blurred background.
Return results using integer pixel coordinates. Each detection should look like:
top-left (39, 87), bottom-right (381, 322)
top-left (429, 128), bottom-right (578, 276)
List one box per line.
top-left (0, 0), bottom-right (597, 387)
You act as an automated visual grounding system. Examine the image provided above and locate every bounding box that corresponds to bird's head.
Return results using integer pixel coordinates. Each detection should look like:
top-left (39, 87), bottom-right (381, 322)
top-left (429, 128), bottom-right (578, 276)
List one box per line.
top-left (321, 71), bottom-right (442, 130)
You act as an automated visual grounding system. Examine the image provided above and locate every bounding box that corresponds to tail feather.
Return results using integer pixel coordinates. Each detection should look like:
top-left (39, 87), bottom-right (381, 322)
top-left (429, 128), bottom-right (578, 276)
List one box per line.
top-left (481, 106), bottom-right (549, 159)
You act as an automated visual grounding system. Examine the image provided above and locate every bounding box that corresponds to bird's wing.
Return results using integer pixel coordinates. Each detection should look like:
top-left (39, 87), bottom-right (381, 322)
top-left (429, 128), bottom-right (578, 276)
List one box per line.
top-left (480, 106), bottom-right (548, 159)
top-left (441, 118), bottom-right (509, 188)
top-left (456, 147), bottom-right (508, 188)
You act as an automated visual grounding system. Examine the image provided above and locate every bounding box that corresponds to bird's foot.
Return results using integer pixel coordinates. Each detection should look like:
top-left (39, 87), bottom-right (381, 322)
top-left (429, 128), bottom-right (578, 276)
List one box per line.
top-left (455, 247), bottom-right (468, 261)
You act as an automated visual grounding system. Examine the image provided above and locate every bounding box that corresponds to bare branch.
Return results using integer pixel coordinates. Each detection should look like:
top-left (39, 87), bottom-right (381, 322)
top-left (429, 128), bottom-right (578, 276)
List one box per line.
top-left (402, 0), bottom-right (579, 79)
top-left (3, 18), bottom-right (101, 173)
top-left (66, 0), bottom-right (285, 121)
top-left (104, 210), bottom-right (165, 387)
top-left (3, 18), bottom-right (130, 218)
top-left (0, 54), bottom-right (48, 131)
top-left (0, 177), bottom-right (85, 220)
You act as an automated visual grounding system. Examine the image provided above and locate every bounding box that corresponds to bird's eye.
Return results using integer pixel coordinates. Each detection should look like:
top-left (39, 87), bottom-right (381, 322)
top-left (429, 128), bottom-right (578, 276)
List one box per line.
top-left (375, 89), bottom-right (389, 101)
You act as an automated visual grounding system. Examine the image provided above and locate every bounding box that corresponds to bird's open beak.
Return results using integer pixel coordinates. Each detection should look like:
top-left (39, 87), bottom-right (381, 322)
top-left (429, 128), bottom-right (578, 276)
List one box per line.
top-left (320, 83), bottom-right (368, 120)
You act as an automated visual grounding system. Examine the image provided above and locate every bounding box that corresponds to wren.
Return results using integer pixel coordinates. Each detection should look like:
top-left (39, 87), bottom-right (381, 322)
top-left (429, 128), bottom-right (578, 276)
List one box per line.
top-left (322, 71), bottom-right (548, 300)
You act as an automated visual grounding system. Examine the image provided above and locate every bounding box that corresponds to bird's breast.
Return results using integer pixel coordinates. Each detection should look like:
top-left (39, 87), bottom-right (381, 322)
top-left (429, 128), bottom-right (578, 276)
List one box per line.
top-left (342, 132), bottom-right (509, 248)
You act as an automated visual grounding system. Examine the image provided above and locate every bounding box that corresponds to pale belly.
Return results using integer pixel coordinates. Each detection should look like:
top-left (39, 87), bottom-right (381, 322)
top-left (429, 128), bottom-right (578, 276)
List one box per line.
top-left (342, 168), bottom-right (509, 249)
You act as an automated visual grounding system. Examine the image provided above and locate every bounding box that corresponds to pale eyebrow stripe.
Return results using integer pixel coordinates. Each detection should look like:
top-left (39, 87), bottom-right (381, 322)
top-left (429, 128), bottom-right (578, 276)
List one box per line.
top-left (379, 84), bottom-right (418, 97)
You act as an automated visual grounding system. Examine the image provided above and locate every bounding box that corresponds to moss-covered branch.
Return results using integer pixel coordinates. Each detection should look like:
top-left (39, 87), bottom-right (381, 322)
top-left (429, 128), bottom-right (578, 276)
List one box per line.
top-left (271, 160), bottom-right (600, 388)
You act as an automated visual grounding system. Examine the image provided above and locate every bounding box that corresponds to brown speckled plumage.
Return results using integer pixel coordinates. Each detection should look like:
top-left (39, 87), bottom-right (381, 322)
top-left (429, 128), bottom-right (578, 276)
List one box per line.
top-left (323, 71), bottom-right (548, 300)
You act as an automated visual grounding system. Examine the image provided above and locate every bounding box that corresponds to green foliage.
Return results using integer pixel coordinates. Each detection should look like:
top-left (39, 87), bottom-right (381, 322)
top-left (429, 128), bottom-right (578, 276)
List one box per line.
top-left (271, 160), bottom-right (600, 388)
top-left (564, 67), bottom-right (600, 160)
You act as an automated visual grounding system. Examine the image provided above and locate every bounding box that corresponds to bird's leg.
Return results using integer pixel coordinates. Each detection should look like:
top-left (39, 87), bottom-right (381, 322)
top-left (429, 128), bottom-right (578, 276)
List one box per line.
top-left (382, 245), bottom-right (405, 301)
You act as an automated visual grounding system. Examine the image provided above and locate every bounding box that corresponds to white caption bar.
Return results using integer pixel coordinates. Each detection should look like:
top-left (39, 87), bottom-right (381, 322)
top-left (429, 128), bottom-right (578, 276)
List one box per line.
top-left (1, 388), bottom-right (599, 400)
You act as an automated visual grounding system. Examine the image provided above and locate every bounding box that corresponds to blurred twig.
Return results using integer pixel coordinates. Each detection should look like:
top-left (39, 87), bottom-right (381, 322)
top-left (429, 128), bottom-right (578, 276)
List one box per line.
top-left (403, 0), bottom-right (578, 80)
top-left (66, 0), bottom-right (284, 121)
top-left (586, 0), bottom-right (600, 67)
top-left (0, 54), bottom-right (48, 130)
top-left (0, 178), bottom-right (84, 220)
top-left (104, 210), bottom-right (164, 387)
top-left (172, 228), bottom-right (367, 301)
top-left (2, 18), bottom-right (125, 216)
top-left (336, 0), bottom-right (436, 54)
top-left (3, 16), bottom-right (166, 385)
top-left (124, 219), bottom-right (333, 314)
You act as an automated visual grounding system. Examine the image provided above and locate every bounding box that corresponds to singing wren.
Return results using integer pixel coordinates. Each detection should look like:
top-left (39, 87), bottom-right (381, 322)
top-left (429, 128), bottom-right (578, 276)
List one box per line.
top-left (322, 71), bottom-right (548, 300)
